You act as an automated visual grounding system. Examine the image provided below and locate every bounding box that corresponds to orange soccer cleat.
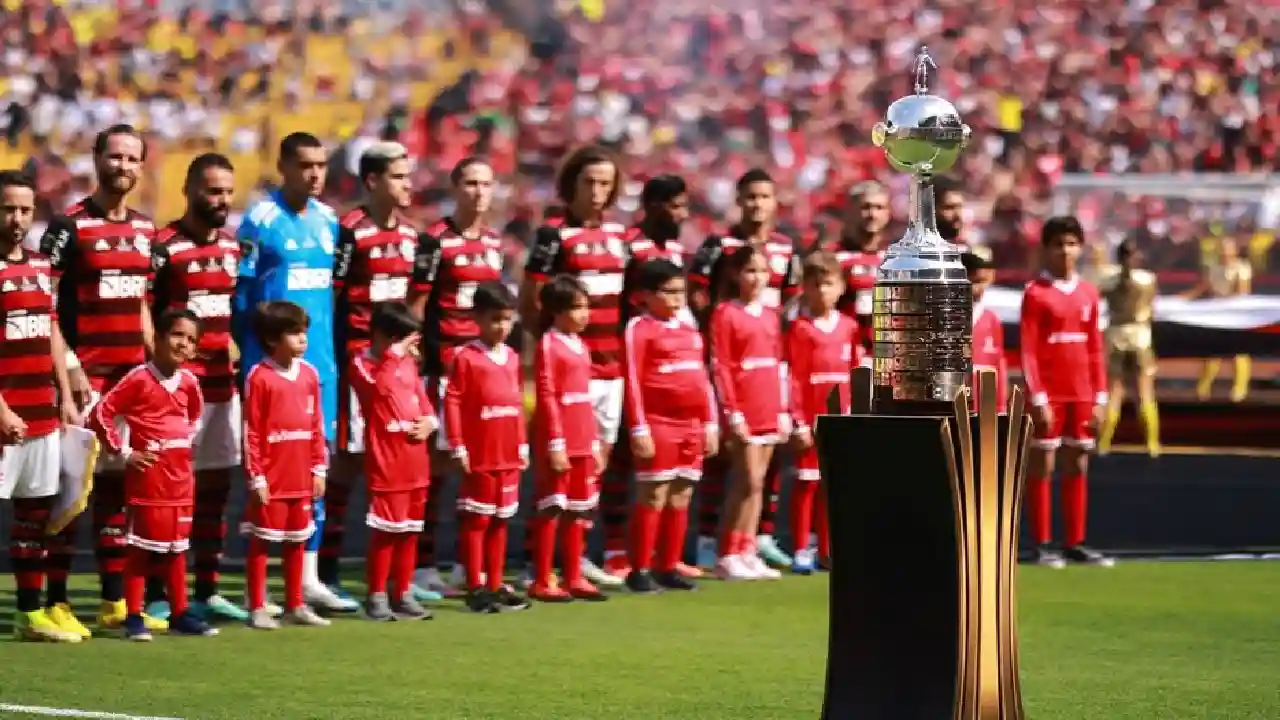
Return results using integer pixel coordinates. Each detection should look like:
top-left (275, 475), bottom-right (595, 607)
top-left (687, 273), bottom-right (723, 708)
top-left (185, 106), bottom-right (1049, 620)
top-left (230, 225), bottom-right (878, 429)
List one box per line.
top-left (674, 562), bottom-right (703, 579)
top-left (566, 579), bottom-right (608, 602)
top-left (529, 582), bottom-right (573, 603)
top-left (603, 555), bottom-right (632, 581)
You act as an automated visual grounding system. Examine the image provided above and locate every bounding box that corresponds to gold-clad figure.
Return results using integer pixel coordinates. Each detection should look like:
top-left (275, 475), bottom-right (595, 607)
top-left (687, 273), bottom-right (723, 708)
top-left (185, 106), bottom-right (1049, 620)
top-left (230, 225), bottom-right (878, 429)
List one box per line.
top-left (1185, 238), bottom-right (1253, 402)
top-left (1096, 239), bottom-right (1160, 457)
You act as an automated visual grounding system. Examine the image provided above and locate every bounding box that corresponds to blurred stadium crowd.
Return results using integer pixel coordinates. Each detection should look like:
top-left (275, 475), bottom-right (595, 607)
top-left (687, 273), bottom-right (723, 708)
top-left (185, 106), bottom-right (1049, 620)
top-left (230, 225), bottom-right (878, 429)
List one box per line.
top-left (2, 0), bottom-right (1277, 279)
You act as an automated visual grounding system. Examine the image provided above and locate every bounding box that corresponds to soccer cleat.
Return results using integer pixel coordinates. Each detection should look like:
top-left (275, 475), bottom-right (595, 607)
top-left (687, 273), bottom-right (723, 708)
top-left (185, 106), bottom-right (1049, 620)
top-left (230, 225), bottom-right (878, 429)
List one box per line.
top-left (391, 592), bottom-right (433, 620)
top-left (245, 594), bottom-right (285, 618)
top-left (14, 609), bottom-right (82, 643)
top-left (715, 554), bottom-right (760, 581)
top-left (146, 600), bottom-right (172, 621)
top-left (566, 579), bottom-right (608, 602)
top-left (624, 569), bottom-right (663, 595)
top-left (364, 592), bottom-right (395, 622)
top-left (529, 582), bottom-right (574, 603)
top-left (465, 588), bottom-right (499, 614)
top-left (410, 568), bottom-right (450, 601)
top-left (582, 556), bottom-right (624, 587)
top-left (653, 570), bottom-right (697, 591)
top-left (602, 555), bottom-right (632, 582)
top-left (98, 600), bottom-right (163, 631)
top-left (695, 536), bottom-right (718, 568)
top-left (515, 567), bottom-right (536, 592)
top-left (791, 548), bottom-right (816, 575)
top-left (493, 586), bottom-right (531, 612)
top-left (283, 605), bottom-right (332, 627)
top-left (674, 562), bottom-right (703, 579)
top-left (1032, 545), bottom-right (1067, 569)
top-left (123, 614), bottom-right (152, 642)
top-left (303, 583), bottom-right (359, 613)
top-left (169, 611), bottom-right (219, 637)
top-left (1063, 545), bottom-right (1116, 567)
top-left (756, 535), bottom-right (793, 568)
top-left (193, 595), bottom-right (249, 623)
top-left (247, 608), bottom-right (280, 631)
top-left (327, 584), bottom-right (359, 606)
top-left (743, 553), bottom-right (782, 580)
top-left (449, 564), bottom-right (487, 590)
top-left (47, 603), bottom-right (92, 640)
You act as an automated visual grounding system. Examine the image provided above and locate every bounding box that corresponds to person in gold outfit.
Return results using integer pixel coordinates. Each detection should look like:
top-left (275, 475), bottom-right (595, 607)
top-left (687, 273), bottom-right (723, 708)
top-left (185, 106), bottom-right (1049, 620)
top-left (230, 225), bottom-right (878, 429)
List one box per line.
top-left (1185, 237), bottom-right (1253, 402)
top-left (1096, 239), bottom-right (1161, 457)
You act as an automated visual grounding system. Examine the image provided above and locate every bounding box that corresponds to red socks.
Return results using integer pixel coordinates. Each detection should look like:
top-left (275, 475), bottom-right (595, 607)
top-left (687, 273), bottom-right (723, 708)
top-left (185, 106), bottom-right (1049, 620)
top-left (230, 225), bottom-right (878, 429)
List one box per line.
top-left (460, 512), bottom-right (489, 590)
top-left (1026, 476), bottom-right (1053, 545)
top-left (484, 519), bottom-right (508, 592)
top-left (790, 481), bottom-right (819, 555)
top-left (560, 518), bottom-right (585, 587)
top-left (655, 506), bottom-right (689, 573)
top-left (1061, 474), bottom-right (1088, 547)
top-left (366, 530), bottom-right (395, 596)
top-left (815, 487), bottom-right (830, 560)
top-left (166, 552), bottom-right (189, 616)
top-left (282, 541), bottom-right (304, 610)
top-left (530, 515), bottom-right (558, 585)
top-left (393, 533), bottom-right (417, 599)
top-left (246, 538), bottom-right (269, 611)
top-left (628, 504), bottom-right (660, 572)
top-left (124, 548), bottom-right (188, 616)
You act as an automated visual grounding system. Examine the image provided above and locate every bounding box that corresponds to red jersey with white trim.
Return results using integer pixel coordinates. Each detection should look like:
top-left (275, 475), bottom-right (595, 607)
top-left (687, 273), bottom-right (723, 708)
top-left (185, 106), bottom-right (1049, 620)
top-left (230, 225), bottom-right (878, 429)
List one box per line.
top-left (0, 250), bottom-right (60, 438)
top-left (88, 363), bottom-right (202, 506)
top-left (39, 198), bottom-right (156, 392)
top-left (444, 341), bottom-right (526, 471)
top-left (243, 359), bottom-right (328, 499)
top-left (1019, 275), bottom-right (1106, 405)
top-left (524, 220), bottom-right (630, 379)
top-left (334, 208), bottom-right (416, 361)
top-left (623, 314), bottom-right (716, 432)
top-left (533, 331), bottom-right (596, 458)
top-left (151, 223), bottom-right (240, 403)
top-left (688, 231), bottom-right (800, 312)
top-left (709, 300), bottom-right (785, 433)
top-left (786, 310), bottom-right (859, 431)
top-left (411, 218), bottom-right (505, 375)
top-left (971, 303), bottom-right (1008, 406)
top-left (621, 227), bottom-right (686, 323)
top-left (349, 347), bottom-right (435, 493)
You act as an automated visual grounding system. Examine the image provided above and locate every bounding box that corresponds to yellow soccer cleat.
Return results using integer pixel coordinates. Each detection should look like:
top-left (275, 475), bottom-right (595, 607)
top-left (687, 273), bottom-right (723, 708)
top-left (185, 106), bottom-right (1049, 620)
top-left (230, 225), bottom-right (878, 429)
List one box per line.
top-left (14, 609), bottom-right (82, 643)
top-left (96, 599), bottom-right (169, 632)
top-left (46, 603), bottom-right (93, 641)
top-left (144, 613), bottom-right (169, 632)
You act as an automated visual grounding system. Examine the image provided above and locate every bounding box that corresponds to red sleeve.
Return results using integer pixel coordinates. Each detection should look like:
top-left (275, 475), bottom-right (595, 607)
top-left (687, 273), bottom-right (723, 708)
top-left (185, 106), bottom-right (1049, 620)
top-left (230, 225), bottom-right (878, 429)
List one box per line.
top-left (88, 370), bottom-right (134, 454)
top-left (515, 358), bottom-right (527, 450)
top-left (773, 315), bottom-right (789, 416)
top-left (444, 354), bottom-right (467, 454)
top-left (309, 371), bottom-right (328, 478)
top-left (622, 317), bottom-right (649, 436)
top-left (534, 333), bottom-right (564, 450)
top-left (709, 306), bottom-right (741, 426)
top-left (414, 363), bottom-right (435, 421)
top-left (1087, 294), bottom-right (1107, 404)
top-left (243, 367), bottom-right (268, 489)
top-left (786, 323), bottom-right (813, 431)
top-left (186, 374), bottom-right (204, 431)
top-left (1018, 286), bottom-right (1047, 406)
top-left (995, 319), bottom-right (1009, 408)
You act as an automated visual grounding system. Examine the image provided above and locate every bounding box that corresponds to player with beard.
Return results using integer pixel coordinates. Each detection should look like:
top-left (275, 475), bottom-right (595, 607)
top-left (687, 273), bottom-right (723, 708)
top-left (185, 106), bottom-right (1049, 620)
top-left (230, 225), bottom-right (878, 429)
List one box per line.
top-left (318, 142), bottom-right (422, 604)
top-left (933, 177), bottom-right (967, 246)
top-left (521, 146), bottom-right (631, 590)
top-left (406, 157), bottom-right (507, 597)
top-left (687, 169), bottom-right (801, 572)
top-left (147, 153), bottom-right (248, 623)
top-left (828, 182), bottom-right (891, 355)
top-left (39, 124), bottom-right (161, 638)
top-left (596, 174), bottom-right (698, 580)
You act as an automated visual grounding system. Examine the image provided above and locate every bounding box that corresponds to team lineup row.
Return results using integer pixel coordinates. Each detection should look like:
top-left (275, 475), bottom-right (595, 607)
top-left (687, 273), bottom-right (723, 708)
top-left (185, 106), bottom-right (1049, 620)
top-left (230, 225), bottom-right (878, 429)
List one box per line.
top-left (0, 125), bottom-right (1114, 644)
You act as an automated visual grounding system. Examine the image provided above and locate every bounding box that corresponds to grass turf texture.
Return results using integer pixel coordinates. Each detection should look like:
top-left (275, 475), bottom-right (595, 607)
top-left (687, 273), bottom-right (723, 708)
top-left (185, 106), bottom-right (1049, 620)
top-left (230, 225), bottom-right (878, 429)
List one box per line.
top-left (0, 563), bottom-right (1278, 719)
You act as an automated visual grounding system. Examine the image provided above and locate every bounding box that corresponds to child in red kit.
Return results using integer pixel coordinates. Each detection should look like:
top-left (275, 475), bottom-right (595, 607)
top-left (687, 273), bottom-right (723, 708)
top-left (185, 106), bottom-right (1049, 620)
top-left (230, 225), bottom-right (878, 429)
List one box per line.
top-left (241, 302), bottom-right (332, 630)
top-left (445, 282), bottom-right (532, 613)
top-left (529, 276), bottom-right (607, 603)
top-left (624, 259), bottom-right (719, 594)
top-left (964, 247), bottom-right (1008, 408)
top-left (349, 302), bottom-right (438, 621)
top-left (88, 309), bottom-right (217, 640)
top-left (786, 252), bottom-right (861, 575)
top-left (709, 245), bottom-right (787, 581)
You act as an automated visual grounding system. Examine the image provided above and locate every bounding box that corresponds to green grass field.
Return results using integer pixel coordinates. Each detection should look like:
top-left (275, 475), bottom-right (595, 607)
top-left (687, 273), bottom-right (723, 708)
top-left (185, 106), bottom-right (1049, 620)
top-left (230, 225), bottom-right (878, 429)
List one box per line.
top-left (1, 562), bottom-right (1278, 719)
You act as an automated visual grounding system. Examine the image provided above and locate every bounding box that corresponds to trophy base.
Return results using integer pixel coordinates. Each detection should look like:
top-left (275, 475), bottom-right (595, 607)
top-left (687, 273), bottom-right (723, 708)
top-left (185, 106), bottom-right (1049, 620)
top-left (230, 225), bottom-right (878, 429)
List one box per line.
top-left (815, 369), bottom-right (1030, 720)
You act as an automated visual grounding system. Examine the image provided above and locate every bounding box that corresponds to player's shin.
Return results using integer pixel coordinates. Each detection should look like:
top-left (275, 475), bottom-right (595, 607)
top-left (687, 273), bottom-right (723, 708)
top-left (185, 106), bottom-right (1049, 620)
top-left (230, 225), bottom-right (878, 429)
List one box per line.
top-left (124, 547), bottom-right (151, 616)
top-left (697, 453), bottom-right (730, 556)
top-left (755, 454), bottom-right (792, 567)
top-left (192, 469), bottom-right (232, 601)
top-left (282, 541), bottom-right (305, 611)
top-left (319, 456), bottom-right (357, 587)
top-left (560, 514), bottom-right (586, 588)
top-left (1060, 450), bottom-right (1089, 548)
top-left (600, 442), bottom-right (629, 561)
top-left (45, 523), bottom-right (74, 606)
top-left (165, 552), bottom-right (190, 616)
top-left (1026, 448), bottom-right (1055, 546)
top-left (245, 538), bottom-right (270, 611)
top-left (10, 497), bottom-right (53, 613)
top-left (92, 472), bottom-right (129, 601)
top-left (656, 481), bottom-right (693, 574)
top-left (392, 533), bottom-right (418, 600)
top-left (366, 530), bottom-right (395, 597)
top-left (530, 509), bottom-right (560, 586)
top-left (628, 483), bottom-right (665, 573)
top-left (459, 511), bottom-right (489, 590)
top-left (789, 479), bottom-right (818, 558)
top-left (483, 518), bottom-right (509, 592)
top-left (814, 483), bottom-right (831, 563)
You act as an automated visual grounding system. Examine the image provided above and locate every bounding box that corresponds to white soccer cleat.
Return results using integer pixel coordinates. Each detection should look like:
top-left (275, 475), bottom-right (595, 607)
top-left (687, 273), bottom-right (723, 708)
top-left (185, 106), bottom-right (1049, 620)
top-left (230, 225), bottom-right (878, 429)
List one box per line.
top-left (284, 605), bottom-right (332, 627)
top-left (304, 583), bottom-right (359, 613)
top-left (714, 554), bottom-right (760, 581)
top-left (247, 608), bottom-right (280, 631)
top-left (413, 567), bottom-right (453, 595)
top-left (581, 557), bottom-right (623, 587)
top-left (744, 553), bottom-right (782, 580)
top-left (245, 596), bottom-right (284, 618)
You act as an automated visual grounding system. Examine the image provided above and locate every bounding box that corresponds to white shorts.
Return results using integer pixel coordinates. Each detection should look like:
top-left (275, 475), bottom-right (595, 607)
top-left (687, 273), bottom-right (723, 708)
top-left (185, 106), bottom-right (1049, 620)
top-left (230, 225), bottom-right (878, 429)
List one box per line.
top-left (589, 378), bottom-right (624, 446)
top-left (343, 386), bottom-right (366, 455)
top-left (193, 397), bottom-right (242, 471)
top-left (434, 376), bottom-right (451, 452)
top-left (88, 391), bottom-right (129, 474)
top-left (0, 432), bottom-right (61, 499)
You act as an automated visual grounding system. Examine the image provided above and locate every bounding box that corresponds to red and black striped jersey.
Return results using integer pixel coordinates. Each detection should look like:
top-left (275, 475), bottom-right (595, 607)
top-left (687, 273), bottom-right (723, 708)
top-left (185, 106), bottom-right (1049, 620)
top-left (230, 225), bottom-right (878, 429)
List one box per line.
top-left (524, 219), bottom-right (630, 380)
top-left (39, 197), bottom-right (155, 392)
top-left (334, 207), bottom-right (417, 361)
top-left (621, 226), bottom-right (687, 326)
top-left (829, 245), bottom-right (884, 351)
top-left (0, 250), bottom-right (60, 438)
top-left (411, 218), bottom-right (505, 376)
top-left (151, 223), bottom-right (240, 404)
top-left (688, 229), bottom-right (801, 312)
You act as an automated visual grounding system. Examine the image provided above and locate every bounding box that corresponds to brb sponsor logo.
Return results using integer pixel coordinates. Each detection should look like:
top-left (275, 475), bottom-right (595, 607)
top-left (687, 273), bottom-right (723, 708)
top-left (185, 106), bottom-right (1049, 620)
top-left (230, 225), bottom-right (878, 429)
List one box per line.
top-left (6, 312), bottom-right (52, 341)
top-left (188, 293), bottom-right (232, 318)
top-left (287, 267), bottom-right (332, 291)
top-left (98, 273), bottom-right (148, 299)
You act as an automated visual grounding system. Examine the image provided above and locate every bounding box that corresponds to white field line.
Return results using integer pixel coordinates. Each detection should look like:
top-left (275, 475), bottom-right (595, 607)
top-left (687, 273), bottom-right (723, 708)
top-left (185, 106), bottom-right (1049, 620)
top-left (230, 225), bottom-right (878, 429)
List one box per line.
top-left (0, 703), bottom-right (183, 720)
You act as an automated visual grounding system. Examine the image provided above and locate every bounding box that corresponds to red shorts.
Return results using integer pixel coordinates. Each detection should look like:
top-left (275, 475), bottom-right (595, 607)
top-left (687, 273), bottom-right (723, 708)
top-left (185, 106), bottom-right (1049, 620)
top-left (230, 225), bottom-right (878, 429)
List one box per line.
top-left (366, 487), bottom-right (429, 533)
top-left (636, 421), bottom-right (703, 483)
top-left (795, 446), bottom-right (821, 482)
top-left (126, 504), bottom-right (193, 554)
top-left (240, 497), bottom-right (314, 543)
top-left (535, 456), bottom-right (598, 513)
top-left (1033, 401), bottom-right (1096, 451)
top-left (456, 470), bottom-right (521, 518)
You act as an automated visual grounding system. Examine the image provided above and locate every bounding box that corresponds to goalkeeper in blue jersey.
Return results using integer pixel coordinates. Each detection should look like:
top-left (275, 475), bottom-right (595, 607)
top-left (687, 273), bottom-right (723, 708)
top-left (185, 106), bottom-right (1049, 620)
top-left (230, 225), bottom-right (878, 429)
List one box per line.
top-left (233, 132), bottom-right (358, 614)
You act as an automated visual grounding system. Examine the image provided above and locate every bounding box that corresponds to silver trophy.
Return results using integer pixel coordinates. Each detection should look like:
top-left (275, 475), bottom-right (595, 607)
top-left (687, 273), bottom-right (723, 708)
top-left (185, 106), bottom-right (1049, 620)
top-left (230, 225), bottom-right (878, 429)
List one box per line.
top-left (869, 47), bottom-right (973, 407)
